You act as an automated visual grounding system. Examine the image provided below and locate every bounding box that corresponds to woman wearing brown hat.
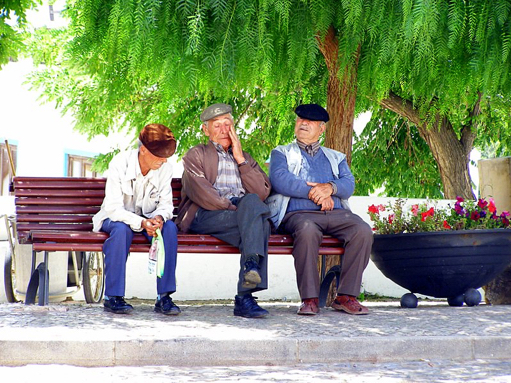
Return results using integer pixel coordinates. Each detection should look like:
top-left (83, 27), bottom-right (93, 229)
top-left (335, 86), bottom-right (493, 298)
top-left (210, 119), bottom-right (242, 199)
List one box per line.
top-left (93, 123), bottom-right (180, 315)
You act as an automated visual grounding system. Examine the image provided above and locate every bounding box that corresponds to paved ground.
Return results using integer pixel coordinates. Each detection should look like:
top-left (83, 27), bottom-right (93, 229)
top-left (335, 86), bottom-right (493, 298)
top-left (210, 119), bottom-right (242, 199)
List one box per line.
top-left (1, 359), bottom-right (511, 382)
top-left (1, 299), bottom-right (511, 381)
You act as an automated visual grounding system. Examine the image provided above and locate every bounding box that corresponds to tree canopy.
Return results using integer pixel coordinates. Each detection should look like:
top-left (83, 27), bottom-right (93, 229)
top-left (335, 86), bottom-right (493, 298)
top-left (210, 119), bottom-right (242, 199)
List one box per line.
top-left (0, 0), bottom-right (40, 67)
top-left (26, 0), bottom-right (511, 198)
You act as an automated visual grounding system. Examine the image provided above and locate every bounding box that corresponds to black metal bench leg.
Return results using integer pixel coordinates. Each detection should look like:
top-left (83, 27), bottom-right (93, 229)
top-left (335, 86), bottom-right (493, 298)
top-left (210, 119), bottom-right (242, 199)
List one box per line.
top-left (25, 252), bottom-right (50, 306)
top-left (318, 265), bottom-right (342, 308)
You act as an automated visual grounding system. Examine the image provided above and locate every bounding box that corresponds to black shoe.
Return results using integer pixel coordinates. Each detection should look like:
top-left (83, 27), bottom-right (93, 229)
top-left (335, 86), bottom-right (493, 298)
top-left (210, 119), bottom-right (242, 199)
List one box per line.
top-left (154, 295), bottom-right (181, 315)
top-left (103, 296), bottom-right (133, 314)
top-left (234, 294), bottom-right (268, 318)
top-left (242, 257), bottom-right (262, 289)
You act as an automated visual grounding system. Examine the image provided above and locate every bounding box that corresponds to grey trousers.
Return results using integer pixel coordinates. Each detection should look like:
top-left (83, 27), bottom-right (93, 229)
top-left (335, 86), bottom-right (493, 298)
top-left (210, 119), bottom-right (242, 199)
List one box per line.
top-left (282, 209), bottom-right (373, 299)
top-left (189, 194), bottom-right (271, 294)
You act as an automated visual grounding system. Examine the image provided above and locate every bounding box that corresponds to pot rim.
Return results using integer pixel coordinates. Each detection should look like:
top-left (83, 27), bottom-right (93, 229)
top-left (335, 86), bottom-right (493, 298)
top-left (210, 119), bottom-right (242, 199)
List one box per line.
top-left (374, 228), bottom-right (511, 239)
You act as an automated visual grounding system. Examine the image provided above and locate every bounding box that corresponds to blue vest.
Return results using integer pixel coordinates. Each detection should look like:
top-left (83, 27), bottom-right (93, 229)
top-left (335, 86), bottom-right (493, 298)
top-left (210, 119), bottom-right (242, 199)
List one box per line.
top-left (266, 142), bottom-right (350, 228)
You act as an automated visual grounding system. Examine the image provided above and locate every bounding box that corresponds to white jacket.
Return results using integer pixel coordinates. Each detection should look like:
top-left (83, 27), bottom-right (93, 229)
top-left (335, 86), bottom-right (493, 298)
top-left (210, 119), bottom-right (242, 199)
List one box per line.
top-left (92, 149), bottom-right (174, 232)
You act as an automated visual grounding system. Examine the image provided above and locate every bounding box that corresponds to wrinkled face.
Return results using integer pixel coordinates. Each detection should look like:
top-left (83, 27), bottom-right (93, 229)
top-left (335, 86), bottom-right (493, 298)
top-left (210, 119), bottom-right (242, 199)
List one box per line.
top-left (202, 114), bottom-right (234, 150)
top-left (294, 118), bottom-right (326, 145)
top-left (139, 145), bottom-right (167, 172)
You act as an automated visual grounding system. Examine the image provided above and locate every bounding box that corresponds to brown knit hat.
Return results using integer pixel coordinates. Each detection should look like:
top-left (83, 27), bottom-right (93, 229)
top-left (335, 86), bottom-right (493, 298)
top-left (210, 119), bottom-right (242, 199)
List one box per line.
top-left (139, 124), bottom-right (176, 158)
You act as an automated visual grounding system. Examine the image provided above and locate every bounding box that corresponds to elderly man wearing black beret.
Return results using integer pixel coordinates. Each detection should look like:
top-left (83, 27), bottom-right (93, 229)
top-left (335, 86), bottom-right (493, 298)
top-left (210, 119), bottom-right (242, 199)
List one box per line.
top-left (268, 104), bottom-right (373, 315)
top-left (93, 123), bottom-right (180, 315)
top-left (175, 103), bottom-right (272, 318)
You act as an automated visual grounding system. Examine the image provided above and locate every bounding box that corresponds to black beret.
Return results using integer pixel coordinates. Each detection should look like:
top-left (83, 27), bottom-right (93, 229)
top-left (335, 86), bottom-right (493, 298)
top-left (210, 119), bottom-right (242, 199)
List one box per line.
top-left (139, 124), bottom-right (176, 158)
top-left (295, 104), bottom-right (329, 122)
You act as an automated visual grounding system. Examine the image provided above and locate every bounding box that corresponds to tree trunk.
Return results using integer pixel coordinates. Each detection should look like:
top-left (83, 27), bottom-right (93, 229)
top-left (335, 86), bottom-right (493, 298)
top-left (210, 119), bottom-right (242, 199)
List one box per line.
top-left (316, 26), bottom-right (360, 165)
top-left (379, 92), bottom-right (476, 200)
top-left (316, 26), bottom-right (361, 305)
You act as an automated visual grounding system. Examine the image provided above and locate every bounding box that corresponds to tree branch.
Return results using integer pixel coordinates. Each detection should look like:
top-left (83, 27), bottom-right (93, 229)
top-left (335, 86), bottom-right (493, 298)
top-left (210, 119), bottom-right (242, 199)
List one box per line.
top-left (460, 91), bottom-right (482, 154)
top-left (379, 92), bottom-right (422, 126)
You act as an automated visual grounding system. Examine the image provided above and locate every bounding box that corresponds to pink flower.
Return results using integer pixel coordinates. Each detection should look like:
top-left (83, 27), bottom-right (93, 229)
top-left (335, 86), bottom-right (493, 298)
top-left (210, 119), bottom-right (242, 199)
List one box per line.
top-left (378, 204), bottom-right (386, 212)
top-left (411, 204), bottom-right (419, 216)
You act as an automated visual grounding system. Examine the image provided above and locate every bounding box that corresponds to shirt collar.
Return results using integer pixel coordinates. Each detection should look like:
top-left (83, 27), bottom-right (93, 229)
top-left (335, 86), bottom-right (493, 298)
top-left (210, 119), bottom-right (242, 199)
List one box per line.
top-left (124, 149), bottom-right (154, 181)
top-left (211, 140), bottom-right (233, 155)
top-left (297, 140), bottom-right (321, 156)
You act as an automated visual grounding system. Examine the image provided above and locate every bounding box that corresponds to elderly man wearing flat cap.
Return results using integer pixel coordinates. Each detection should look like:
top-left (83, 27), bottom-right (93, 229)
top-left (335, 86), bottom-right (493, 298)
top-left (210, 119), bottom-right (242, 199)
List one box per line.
top-left (175, 103), bottom-right (272, 318)
top-left (268, 104), bottom-right (373, 316)
top-left (93, 123), bottom-right (180, 315)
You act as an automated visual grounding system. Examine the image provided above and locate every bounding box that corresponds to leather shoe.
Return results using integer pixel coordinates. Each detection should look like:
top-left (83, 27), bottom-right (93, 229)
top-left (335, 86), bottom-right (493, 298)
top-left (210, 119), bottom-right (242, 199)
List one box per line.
top-left (331, 295), bottom-right (369, 315)
top-left (297, 298), bottom-right (319, 315)
top-left (154, 295), bottom-right (181, 315)
top-left (103, 296), bottom-right (133, 314)
top-left (242, 257), bottom-right (262, 289)
top-left (234, 294), bottom-right (268, 318)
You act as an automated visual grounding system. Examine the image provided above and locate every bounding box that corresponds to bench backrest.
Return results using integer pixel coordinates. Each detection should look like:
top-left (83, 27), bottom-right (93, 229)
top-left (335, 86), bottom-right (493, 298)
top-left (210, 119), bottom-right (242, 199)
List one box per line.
top-left (13, 177), bottom-right (183, 244)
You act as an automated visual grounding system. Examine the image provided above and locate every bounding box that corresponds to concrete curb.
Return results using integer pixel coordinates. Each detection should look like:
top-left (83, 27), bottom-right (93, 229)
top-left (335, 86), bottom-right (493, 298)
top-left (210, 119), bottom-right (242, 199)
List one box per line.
top-left (2, 336), bottom-right (511, 367)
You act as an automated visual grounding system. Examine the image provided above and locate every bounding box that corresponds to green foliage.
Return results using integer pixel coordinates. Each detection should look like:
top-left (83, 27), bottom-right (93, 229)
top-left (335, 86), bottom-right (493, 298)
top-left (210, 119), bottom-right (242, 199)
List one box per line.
top-left (23, 0), bottom-right (511, 197)
top-left (352, 107), bottom-right (443, 198)
top-left (0, 0), bottom-right (40, 67)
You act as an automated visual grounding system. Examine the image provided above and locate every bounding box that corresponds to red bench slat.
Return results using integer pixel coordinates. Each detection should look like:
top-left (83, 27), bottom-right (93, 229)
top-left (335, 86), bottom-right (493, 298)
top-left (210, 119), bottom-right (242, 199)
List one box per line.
top-left (13, 176), bottom-right (344, 257)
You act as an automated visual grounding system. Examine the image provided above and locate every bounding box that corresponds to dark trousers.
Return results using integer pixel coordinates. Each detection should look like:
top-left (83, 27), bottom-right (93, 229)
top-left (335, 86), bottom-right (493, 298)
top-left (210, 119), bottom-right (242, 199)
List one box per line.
top-left (101, 218), bottom-right (178, 297)
top-left (282, 209), bottom-right (373, 299)
top-left (189, 193), bottom-right (271, 294)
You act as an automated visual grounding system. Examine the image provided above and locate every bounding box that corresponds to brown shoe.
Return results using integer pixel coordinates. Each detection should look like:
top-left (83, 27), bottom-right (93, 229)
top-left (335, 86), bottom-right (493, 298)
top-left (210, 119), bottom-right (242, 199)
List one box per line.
top-left (331, 295), bottom-right (369, 315)
top-left (297, 298), bottom-right (320, 315)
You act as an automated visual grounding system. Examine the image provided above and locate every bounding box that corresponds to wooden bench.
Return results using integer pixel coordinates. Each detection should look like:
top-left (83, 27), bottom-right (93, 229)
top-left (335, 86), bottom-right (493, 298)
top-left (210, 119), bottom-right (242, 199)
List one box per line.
top-left (12, 176), bottom-right (345, 306)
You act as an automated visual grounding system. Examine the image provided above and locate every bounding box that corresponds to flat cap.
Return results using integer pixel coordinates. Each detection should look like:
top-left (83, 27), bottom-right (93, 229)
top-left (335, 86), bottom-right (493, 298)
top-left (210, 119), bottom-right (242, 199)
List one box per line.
top-left (295, 103), bottom-right (329, 122)
top-left (139, 123), bottom-right (176, 158)
top-left (200, 103), bottom-right (233, 122)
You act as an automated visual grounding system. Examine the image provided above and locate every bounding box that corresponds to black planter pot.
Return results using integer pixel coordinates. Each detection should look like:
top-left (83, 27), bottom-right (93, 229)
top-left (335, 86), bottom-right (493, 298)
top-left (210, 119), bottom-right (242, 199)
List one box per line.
top-left (370, 229), bottom-right (511, 307)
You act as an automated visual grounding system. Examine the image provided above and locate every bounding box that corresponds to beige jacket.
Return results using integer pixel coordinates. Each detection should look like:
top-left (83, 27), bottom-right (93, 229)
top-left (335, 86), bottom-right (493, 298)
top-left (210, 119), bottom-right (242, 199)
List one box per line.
top-left (175, 141), bottom-right (271, 233)
top-left (92, 149), bottom-right (174, 232)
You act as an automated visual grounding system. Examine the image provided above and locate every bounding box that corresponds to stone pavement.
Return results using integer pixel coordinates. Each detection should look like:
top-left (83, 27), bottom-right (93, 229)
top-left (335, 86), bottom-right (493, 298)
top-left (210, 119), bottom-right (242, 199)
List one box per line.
top-left (1, 299), bottom-right (511, 380)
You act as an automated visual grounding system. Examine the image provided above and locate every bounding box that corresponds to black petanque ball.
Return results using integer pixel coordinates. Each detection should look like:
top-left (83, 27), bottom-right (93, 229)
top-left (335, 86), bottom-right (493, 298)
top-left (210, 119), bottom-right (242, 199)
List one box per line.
top-left (464, 288), bottom-right (482, 306)
top-left (400, 293), bottom-right (418, 308)
top-left (447, 295), bottom-right (465, 307)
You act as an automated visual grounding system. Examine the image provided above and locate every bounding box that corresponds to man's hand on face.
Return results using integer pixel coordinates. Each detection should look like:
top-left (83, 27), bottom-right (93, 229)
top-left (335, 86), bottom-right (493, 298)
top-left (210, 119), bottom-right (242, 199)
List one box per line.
top-left (228, 125), bottom-right (246, 164)
top-left (142, 216), bottom-right (164, 237)
top-left (307, 182), bottom-right (334, 205)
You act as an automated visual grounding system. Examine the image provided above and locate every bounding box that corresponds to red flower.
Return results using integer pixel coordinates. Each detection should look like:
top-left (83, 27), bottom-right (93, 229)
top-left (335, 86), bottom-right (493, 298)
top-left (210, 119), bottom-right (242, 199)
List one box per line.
top-left (388, 214), bottom-right (395, 224)
top-left (443, 220), bottom-right (451, 229)
top-left (478, 199), bottom-right (488, 209)
top-left (368, 205), bottom-right (379, 214)
top-left (411, 204), bottom-right (419, 216)
top-left (470, 211), bottom-right (480, 221)
top-left (421, 207), bottom-right (435, 222)
top-left (489, 199), bottom-right (497, 213)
